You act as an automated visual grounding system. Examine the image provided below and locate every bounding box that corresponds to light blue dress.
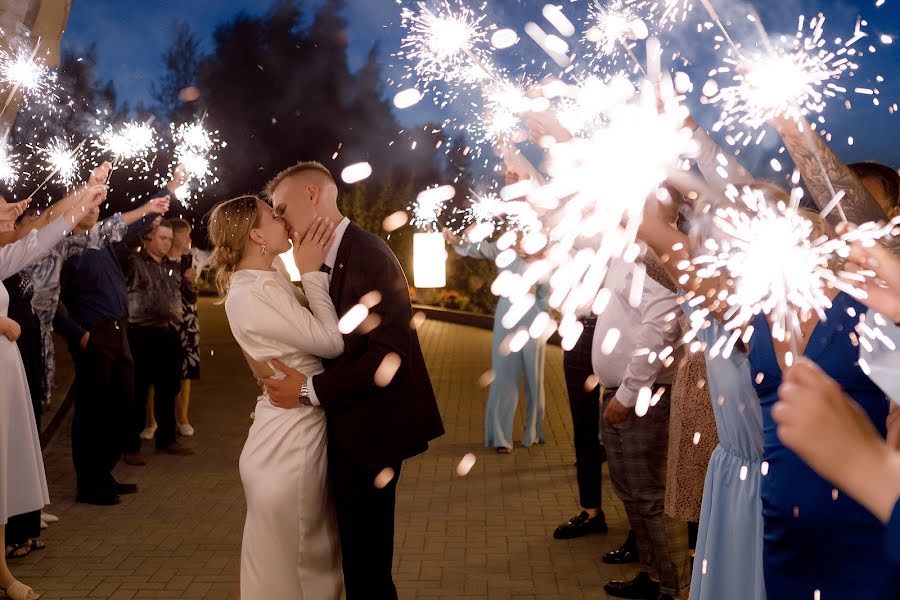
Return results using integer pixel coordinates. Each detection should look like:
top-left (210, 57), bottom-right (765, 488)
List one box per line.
top-left (682, 302), bottom-right (766, 600)
top-left (452, 241), bottom-right (549, 449)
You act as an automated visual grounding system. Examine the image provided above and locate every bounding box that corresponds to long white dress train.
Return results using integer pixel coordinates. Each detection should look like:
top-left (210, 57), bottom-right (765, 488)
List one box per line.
top-left (224, 268), bottom-right (344, 600)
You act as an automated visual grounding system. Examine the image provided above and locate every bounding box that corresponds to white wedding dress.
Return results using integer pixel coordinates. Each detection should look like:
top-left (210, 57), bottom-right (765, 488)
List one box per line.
top-left (224, 267), bottom-right (344, 600)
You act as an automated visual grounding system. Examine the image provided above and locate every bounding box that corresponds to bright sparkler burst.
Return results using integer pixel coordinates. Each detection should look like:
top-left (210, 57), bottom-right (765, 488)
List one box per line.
top-left (0, 144), bottom-right (19, 187)
top-left (585, 0), bottom-right (648, 56)
top-left (696, 187), bottom-right (842, 342)
top-left (0, 43), bottom-right (59, 105)
top-left (98, 121), bottom-right (158, 163)
top-left (634, 0), bottom-right (693, 30)
top-left (398, 0), bottom-right (492, 85)
top-left (475, 79), bottom-right (532, 141)
top-left (35, 139), bottom-right (82, 188)
top-left (166, 121), bottom-right (223, 204)
top-left (711, 14), bottom-right (866, 130)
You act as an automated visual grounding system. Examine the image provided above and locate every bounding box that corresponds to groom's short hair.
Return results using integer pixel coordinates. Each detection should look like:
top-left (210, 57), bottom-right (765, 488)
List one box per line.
top-left (264, 161), bottom-right (336, 198)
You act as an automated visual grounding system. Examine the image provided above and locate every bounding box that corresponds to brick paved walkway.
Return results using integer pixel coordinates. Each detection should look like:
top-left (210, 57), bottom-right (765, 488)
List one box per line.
top-left (18, 298), bottom-right (634, 599)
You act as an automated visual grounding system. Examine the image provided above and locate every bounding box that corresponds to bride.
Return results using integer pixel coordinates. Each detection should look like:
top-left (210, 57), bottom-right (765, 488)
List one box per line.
top-left (207, 195), bottom-right (342, 599)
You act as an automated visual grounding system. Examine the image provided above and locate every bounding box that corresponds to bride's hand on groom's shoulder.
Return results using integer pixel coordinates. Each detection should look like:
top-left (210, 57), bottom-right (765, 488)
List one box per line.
top-left (261, 359), bottom-right (308, 409)
top-left (293, 217), bottom-right (337, 275)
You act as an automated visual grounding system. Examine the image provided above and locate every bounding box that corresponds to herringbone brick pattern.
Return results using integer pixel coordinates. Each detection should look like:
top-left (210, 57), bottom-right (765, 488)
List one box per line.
top-left (17, 298), bottom-right (633, 599)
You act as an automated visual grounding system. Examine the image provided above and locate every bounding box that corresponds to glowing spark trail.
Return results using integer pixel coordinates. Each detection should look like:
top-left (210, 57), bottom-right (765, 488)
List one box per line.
top-left (98, 121), bottom-right (158, 165)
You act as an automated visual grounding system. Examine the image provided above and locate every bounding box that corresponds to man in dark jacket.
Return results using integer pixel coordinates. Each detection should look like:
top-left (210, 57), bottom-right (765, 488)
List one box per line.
top-left (262, 161), bottom-right (444, 600)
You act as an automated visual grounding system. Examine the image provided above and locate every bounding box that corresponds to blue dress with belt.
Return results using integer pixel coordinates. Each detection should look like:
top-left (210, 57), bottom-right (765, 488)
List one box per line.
top-left (749, 292), bottom-right (900, 599)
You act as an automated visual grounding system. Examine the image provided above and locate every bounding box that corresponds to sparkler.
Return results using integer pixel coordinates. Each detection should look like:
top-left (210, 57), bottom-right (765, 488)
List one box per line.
top-left (97, 120), bottom-right (158, 165)
top-left (398, 0), bottom-right (495, 88)
top-left (584, 0), bottom-right (649, 74)
top-left (27, 138), bottom-right (86, 198)
top-left (634, 0), bottom-right (693, 30)
top-left (0, 36), bottom-right (58, 120)
top-left (169, 120), bottom-right (222, 203)
top-left (697, 188), bottom-right (839, 346)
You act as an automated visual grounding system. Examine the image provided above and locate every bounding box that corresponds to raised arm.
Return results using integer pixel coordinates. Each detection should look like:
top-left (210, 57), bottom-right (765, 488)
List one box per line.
top-left (238, 272), bottom-right (343, 360)
top-left (690, 121), bottom-right (754, 190)
top-left (772, 116), bottom-right (887, 226)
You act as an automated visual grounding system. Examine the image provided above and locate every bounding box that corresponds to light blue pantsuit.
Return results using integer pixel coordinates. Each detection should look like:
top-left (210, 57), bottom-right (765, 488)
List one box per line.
top-left (453, 241), bottom-right (548, 449)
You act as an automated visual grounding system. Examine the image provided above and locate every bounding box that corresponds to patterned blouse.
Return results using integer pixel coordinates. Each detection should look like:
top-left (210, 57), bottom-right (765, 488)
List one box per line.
top-left (26, 213), bottom-right (128, 328)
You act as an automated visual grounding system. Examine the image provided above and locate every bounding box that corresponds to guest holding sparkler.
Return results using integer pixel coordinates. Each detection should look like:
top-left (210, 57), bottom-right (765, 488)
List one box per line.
top-left (1, 185), bottom-right (106, 600)
top-left (55, 168), bottom-right (183, 504)
top-left (644, 176), bottom-right (898, 597)
top-left (773, 237), bottom-right (900, 564)
top-left (443, 174), bottom-right (550, 453)
top-left (24, 163), bottom-right (175, 413)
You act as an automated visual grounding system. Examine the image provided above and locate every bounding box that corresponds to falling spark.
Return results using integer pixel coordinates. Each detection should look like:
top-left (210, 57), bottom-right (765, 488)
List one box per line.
top-left (456, 453), bottom-right (477, 476)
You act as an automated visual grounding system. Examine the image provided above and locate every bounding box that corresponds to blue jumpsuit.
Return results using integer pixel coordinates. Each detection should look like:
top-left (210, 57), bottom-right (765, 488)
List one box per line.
top-left (453, 241), bottom-right (550, 449)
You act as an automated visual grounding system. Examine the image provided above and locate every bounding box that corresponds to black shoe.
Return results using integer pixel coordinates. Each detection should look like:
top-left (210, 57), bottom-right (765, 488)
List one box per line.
top-left (603, 572), bottom-right (660, 599)
top-left (76, 492), bottom-right (121, 506)
top-left (602, 530), bottom-right (640, 564)
top-left (115, 482), bottom-right (138, 495)
top-left (553, 511), bottom-right (608, 539)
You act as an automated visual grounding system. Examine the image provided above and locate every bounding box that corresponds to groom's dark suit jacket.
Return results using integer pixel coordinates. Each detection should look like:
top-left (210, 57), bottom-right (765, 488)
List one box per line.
top-left (313, 222), bottom-right (444, 468)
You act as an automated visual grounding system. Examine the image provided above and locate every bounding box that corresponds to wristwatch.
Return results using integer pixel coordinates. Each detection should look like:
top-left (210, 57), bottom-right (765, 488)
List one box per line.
top-left (299, 382), bottom-right (313, 407)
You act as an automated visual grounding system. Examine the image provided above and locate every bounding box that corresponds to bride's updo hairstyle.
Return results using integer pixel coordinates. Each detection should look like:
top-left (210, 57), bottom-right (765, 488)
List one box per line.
top-left (208, 195), bottom-right (262, 301)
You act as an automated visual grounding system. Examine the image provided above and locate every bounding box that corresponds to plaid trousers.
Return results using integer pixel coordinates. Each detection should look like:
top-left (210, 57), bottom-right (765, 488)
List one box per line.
top-left (602, 386), bottom-right (691, 596)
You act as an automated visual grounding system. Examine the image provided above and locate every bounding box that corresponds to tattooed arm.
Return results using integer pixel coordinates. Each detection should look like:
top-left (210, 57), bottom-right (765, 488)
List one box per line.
top-left (772, 116), bottom-right (887, 227)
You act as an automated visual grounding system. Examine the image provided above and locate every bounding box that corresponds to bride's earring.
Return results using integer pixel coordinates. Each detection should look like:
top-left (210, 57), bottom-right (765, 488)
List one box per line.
top-left (261, 241), bottom-right (268, 256)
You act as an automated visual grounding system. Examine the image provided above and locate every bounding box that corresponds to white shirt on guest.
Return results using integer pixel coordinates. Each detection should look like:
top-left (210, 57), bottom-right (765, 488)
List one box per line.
top-left (590, 256), bottom-right (681, 408)
top-left (308, 216), bottom-right (351, 406)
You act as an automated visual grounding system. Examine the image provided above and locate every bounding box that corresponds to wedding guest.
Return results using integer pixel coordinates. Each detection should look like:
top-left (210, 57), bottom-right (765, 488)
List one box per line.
top-left (443, 222), bottom-right (549, 453)
top-left (169, 218), bottom-right (200, 436)
top-left (592, 204), bottom-right (689, 600)
top-left (1, 187), bottom-right (105, 600)
top-left (27, 167), bottom-right (172, 412)
top-left (125, 220), bottom-right (195, 458)
top-left (638, 196), bottom-right (765, 600)
top-left (55, 185), bottom-right (173, 503)
top-left (670, 178), bottom-right (897, 597)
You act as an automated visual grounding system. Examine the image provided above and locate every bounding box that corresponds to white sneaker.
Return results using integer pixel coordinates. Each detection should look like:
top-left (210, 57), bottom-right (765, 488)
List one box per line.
top-left (41, 511), bottom-right (59, 524)
top-left (177, 423), bottom-right (195, 437)
top-left (40, 519), bottom-right (48, 530)
top-left (140, 425), bottom-right (157, 440)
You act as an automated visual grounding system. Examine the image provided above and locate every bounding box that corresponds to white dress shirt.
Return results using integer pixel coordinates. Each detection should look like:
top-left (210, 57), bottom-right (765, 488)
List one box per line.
top-left (591, 257), bottom-right (681, 408)
top-left (307, 216), bottom-right (351, 406)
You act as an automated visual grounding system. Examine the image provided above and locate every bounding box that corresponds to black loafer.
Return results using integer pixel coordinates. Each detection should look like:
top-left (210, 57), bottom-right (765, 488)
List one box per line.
top-left (76, 493), bottom-right (121, 506)
top-left (604, 571), bottom-right (660, 599)
top-left (115, 482), bottom-right (138, 495)
top-left (553, 511), bottom-right (608, 539)
top-left (602, 530), bottom-right (640, 564)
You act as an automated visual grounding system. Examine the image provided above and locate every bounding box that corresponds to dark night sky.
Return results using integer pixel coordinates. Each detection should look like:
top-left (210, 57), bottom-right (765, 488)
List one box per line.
top-left (64, 0), bottom-right (899, 172)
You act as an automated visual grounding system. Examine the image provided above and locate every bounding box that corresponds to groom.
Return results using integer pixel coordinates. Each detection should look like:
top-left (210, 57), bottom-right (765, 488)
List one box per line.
top-left (261, 161), bottom-right (445, 598)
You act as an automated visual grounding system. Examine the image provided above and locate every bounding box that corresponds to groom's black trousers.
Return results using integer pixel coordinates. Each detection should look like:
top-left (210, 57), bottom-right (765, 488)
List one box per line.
top-left (330, 440), bottom-right (402, 600)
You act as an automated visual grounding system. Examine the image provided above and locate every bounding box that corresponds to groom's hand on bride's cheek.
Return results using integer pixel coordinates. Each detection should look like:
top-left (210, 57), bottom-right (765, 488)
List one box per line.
top-left (261, 359), bottom-right (308, 408)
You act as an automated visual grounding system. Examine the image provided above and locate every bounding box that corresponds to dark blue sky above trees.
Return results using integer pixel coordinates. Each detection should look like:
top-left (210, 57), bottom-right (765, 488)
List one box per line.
top-left (65, 0), bottom-right (899, 169)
